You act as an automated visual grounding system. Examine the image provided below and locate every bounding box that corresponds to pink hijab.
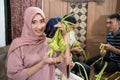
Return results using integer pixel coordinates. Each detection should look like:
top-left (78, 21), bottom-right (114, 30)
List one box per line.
top-left (8, 7), bottom-right (46, 55)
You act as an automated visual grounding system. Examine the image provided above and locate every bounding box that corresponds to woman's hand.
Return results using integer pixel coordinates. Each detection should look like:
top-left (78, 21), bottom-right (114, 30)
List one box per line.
top-left (69, 61), bottom-right (75, 70)
top-left (43, 58), bottom-right (54, 64)
top-left (64, 53), bottom-right (73, 65)
top-left (43, 56), bottom-right (64, 64)
top-left (53, 55), bottom-right (64, 64)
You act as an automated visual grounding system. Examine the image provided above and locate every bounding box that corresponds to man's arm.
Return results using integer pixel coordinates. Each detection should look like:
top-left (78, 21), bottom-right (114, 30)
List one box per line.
top-left (105, 44), bottom-right (120, 55)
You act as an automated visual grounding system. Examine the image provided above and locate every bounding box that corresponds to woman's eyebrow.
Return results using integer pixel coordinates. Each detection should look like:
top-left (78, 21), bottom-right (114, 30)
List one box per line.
top-left (32, 20), bottom-right (37, 21)
top-left (41, 18), bottom-right (44, 20)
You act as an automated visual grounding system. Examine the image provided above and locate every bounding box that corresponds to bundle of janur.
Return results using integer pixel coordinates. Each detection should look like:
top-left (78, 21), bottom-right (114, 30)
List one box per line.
top-left (47, 14), bottom-right (87, 65)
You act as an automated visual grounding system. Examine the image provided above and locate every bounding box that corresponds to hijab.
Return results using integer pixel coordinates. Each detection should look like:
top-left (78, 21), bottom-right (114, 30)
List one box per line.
top-left (8, 7), bottom-right (46, 55)
top-left (44, 17), bottom-right (61, 38)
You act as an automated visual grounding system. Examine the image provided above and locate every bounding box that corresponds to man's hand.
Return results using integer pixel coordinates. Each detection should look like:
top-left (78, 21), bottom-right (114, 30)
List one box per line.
top-left (71, 47), bottom-right (82, 54)
top-left (105, 44), bottom-right (115, 51)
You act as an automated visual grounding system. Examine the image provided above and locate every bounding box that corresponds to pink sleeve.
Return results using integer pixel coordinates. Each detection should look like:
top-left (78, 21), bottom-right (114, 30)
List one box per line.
top-left (6, 48), bottom-right (29, 80)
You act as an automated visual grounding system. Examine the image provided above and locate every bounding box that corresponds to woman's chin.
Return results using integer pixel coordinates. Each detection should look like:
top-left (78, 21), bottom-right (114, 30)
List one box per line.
top-left (37, 33), bottom-right (44, 37)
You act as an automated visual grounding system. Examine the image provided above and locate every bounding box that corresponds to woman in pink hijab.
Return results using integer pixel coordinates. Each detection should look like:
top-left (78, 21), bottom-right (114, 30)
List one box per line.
top-left (6, 7), bottom-right (69, 80)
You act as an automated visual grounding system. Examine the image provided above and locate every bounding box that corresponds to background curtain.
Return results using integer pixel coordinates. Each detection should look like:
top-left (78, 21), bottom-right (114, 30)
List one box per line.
top-left (69, 2), bottom-right (88, 61)
top-left (69, 2), bottom-right (88, 49)
top-left (10, 0), bottom-right (42, 39)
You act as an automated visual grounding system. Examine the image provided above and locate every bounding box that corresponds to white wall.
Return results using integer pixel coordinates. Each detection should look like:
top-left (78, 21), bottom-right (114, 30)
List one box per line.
top-left (0, 0), bottom-right (5, 47)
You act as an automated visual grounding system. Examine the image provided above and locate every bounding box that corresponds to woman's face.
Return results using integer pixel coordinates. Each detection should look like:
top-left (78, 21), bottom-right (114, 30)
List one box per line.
top-left (31, 14), bottom-right (46, 36)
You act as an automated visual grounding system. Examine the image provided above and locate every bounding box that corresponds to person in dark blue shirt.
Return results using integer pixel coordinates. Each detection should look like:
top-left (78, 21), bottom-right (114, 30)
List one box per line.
top-left (86, 13), bottom-right (120, 72)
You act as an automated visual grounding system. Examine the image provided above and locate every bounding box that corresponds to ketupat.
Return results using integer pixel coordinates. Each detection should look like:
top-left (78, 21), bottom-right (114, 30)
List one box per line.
top-left (48, 29), bottom-right (67, 57)
top-left (90, 43), bottom-right (108, 80)
top-left (95, 62), bottom-right (108, 80)
top-left (75, 62), bottom-right (89, 80)
top-left (48, 13), bottom-right (87, 58)
top-left (100, 43), bottom-right (106, 57)
top-left (48, 13), bottom-right (76, 57)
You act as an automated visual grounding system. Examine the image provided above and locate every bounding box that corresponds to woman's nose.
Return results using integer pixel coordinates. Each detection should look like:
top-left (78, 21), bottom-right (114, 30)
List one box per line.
top-left (36, 23), bottom-right (42, 29)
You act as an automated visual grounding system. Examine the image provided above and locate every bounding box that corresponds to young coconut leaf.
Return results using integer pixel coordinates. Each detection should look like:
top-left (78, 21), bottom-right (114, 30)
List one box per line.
top-left (75, 62), bottom-right (89, 80)
top-left (48, 13), bottom-right (76, 57)
top-left (95, 62), bottom-right (108, 80)
top-left (90, 43), bottom-right (108, 80)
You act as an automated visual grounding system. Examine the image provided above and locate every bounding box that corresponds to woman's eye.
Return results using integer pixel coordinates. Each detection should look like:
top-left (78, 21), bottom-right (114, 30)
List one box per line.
top-left (32, 19), bottom-right (45, 24)
top-left (40, 19), bottom-right (45, 23)
top-left (32, 20), bottom-right (37, 24)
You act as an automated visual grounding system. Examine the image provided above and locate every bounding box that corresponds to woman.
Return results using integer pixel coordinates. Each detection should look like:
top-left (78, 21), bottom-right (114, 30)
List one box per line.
top-left (6, 7), bottom-right (70, 80)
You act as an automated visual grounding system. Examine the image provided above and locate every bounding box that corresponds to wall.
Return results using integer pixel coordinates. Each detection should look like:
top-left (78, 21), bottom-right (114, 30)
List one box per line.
top-left (0, 0), bottom-right (5, 47)
top-left (116, 0), bottom-right (120, 13)
top-left (43, 0), bottom-right (68, 21)
top-left (10, 0), bottom-right (42, 39)
top-left (86, 0), bottom-right (117, 58)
